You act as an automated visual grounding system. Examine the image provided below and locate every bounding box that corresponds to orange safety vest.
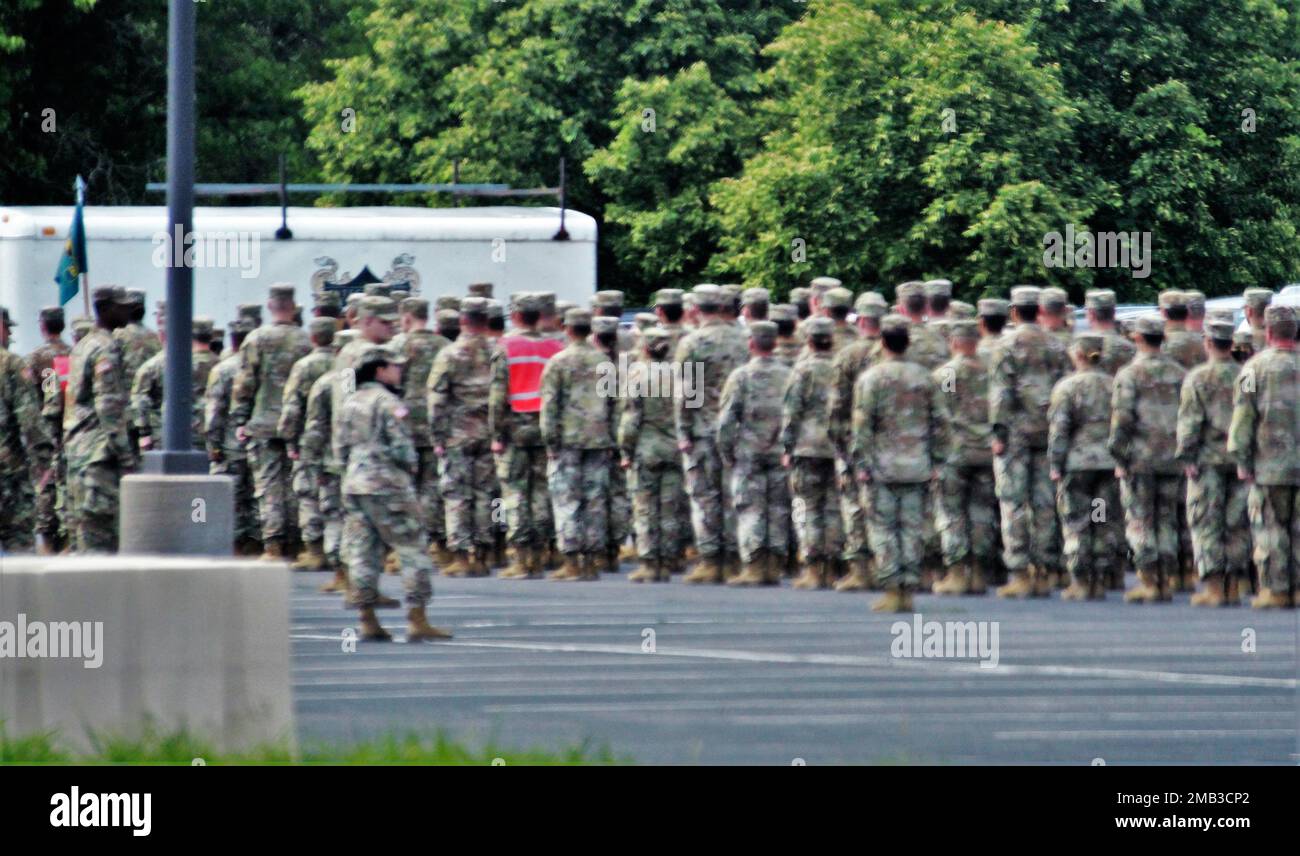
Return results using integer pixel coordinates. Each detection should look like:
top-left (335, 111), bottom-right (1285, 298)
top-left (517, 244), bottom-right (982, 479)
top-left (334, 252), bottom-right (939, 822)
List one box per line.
top-left (501, 335), bottom-right (563, 413)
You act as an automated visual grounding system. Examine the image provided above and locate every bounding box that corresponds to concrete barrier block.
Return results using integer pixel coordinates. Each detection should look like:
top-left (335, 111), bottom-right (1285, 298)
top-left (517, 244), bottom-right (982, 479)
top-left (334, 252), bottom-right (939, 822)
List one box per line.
top-left (0, 556), bottom-right (293, 755)
top-left (119, 474), bottom-right (235, 556)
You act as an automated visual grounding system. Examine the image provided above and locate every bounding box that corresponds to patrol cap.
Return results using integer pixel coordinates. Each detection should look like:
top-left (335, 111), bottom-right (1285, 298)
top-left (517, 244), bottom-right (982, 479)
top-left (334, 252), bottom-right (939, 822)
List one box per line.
top-left (653, 288), bottom-right (684, 308)
top-left (344, 294), bottom-right (364, 312)
top-left (363, 283), bottom-right (392, 298)
top-left (355, 343), bottom-right (407, 371)
top-left (268, 282), bottom-right (296, 302)
top-left (1244, 288), bottom-right (1274, 310)
top-left (92, 285), bottom-right (131, 305)
top-left (809, 276), bottom-right (842, 295)
top-left (315, 291), bottom-right (341, 311)
top-left (210, 325), bottom-right (225, 344)
top-left (0, 307), bottom-right (16, 328)
top-left (804, 316), bottom-right (834, 338)
top-left (485, 299), bottom-right (505, 320)
top-left (1185, 290), bottom-right (1206, 316)
top-left (741, 287), bottom-right (770, 306)
top-left (1205, 319), bottom-right (1235, 341)
top-left (334, 329), bottom-right (359, 347)
top-left (592, 316), bottom-right (619, 335)
top-left (1039, 287), bottom-right (1069, 310)
top-left (228, 318), bottom-right (255, 335)
top-left (1072, 333), bottom-right (1104, 357)
top-left (39, 306), bottom-right (64, 324)
top-left (895, 281), bottom-right (926, 301)
top-left (192, 316), bottom-right (214, 338)
top-left (435, 295), bottom-right (461, 312)
top-left (357, 296), bottom-right (400, 322)
top-left (770, 303), bottom-right (798, 323)
top-left (924, 279), bottom-right (953, 298)
top-left (634, 312), bottom-right (658, 330)
top-left (125, 288), bottom-right (147, 306)
top-left (511, 292), bottom-right (541, 313)
top-left (1158, 289), bottom-right (1185, 310)
top-left (459, 296), bottom-right (489, 317)
top-left (435, 308), bottom-right (460, 328)
top-left (880, 314), bottom-right (910, 336)
top-left (823, 287), bottom-right (853, 310)
top-left (1264, 304), bottom-right (1298, 337)
top-left (400, 297), bottom-right (429, 320)
top-left (1010, 286), bottom-right (1041, 307)
top-left (467, 282), bottom-right (493, 298)
top-left (1233, 329), bottom-right (1254, 348)
top-left (789, 287), bottom-right (811, 306)
top-left (564, 307), bottom-right (593, 327)
top-left (748, 320), bottom-right (778, 347)
top-left (1133, 315), bottom-right (1164, 336)
top-left (692, 283), bottom-right (723, 308)
top-left (1206, 308), bottom-right (1235, 323)
top-left (556, 299), bottom-right (577, 316)
top-left (308, 316), bottom-right (337, 339)
top-left (71, 316), bottom-right (95, 336)
top-left (642, 327), bottom-right (671, 346)
top-left (948, 320), bottom-right (979, 341)
top-left (238, 302), bottom-right (264, 322)
top-left (948, 301), bottom-right (976, 319)
top-left (854, 292), bottom-right (888, 318)
top-left (1084, 289), bottom-right (1116, 310)
top-left (978, 298), bottom-right (1010, 317)
top-left (593, 290), bottom-right (625, 309)
top-left (534, 292), bottom-right (557, 314)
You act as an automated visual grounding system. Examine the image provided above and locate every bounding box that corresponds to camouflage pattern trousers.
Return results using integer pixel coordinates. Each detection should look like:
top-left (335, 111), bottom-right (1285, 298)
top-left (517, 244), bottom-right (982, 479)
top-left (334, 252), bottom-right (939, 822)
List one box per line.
top-left (291, 458), bottom-right (323, 543)
top-left (1186, 466), bottom-right (1250, 580)
top-left (67, 460), bottom-right (120, 553)
top-left (1119, 472), bottom-right (1182, 575)
top-left (247, 438), bottom-right (293, 543)
top-left (342, 491), bottom-right (432, 607)
top-left (936, 464), bottom-right (997, 570)
top-left (1056, 470), bottom-right (1121, 583)
top-left (1247, 484), bottom-right (1300, 593)
top-left (866, 480), bottom-right (928, 589)
top-left (682, 438), bottom-right (737, 560)
top-left (33, 452), bottom-right (63, 545)
top-left (731, 455), bottom-right (790, 564)
top-left (789, 457), bottom-right (842, 563)
top-left (608, 457), bottom-right (631, 548)
top-left (837, 457), bottom-right (869, 562)
top-left (495, 445), bottom-right (551, 548)
top-left (211, 455), bottom-right (257, 544)
top-left (439, 444), bottom-right (496, 553)
top-left (319, 470), bottom-right (343, 564)
top-left (548, 448), bottom-right (612, 555)
top-left (0, 467), bottom-right (35, 551)
top-left (417, 447), bottom-right (443, 545)
top-left (993, 445), bottom-right (1060, 574)
top-left (628, 459), bottom-right (686, 562)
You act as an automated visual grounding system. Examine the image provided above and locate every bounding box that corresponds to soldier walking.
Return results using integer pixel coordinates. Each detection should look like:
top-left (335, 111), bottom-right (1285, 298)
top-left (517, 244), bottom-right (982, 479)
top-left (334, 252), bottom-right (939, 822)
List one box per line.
top-left (279, 317), bottom-right (338, 571)
top-left (25, 306), bottom-right (70, 553)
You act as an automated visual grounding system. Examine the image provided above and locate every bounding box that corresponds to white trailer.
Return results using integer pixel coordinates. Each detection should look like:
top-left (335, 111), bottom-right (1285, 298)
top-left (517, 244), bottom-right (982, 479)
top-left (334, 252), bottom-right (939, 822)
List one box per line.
top-left (0, 205), bottom-right (597, 354)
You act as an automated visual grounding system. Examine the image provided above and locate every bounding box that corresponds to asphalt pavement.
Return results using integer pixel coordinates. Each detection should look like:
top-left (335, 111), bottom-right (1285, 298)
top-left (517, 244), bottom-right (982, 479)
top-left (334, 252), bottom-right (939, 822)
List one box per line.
top-left (291, 568), bottom-right (1299, 765)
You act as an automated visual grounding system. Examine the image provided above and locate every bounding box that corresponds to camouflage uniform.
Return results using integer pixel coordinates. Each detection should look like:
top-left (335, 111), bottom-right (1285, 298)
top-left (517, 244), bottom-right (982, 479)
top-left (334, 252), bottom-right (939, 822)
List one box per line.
top-left (0, 344), bottom-right (54, 550)
top-left (114, 313), bottom-right (161, 460)
top-left (392, 319), bottom-right (450, 547)
top-left (302, 368), bottom-right (343, 566)
top-left (851, 323), bottom-right (947, 590)
top-left (488, 319), bottom-right (553, 555)
top-left (674, 289), bottom-right (749, 563)
top-left (1047, 345), bottom-right (1119, 591)
top-left (780, 319), bottom-right (843, 568)
top-left (989, 290), bottom-right (1069, 585)
top-left (205, 346), bottom-right (257, 546)
top-left (427, 316), bottom-right (496, 557)
top-left (279, 331), bottom-right (336, 546)
top-left (1176, 345), bottom-right (1250, 582)
top-left (338, 372), bottom-right (433, 607)
top-left (25, 320), bottom-right (70, 547)
top-left (618, 333), bottom-right (686, 568)
top-left (932, 343), bottom-right (998, 576)
top-left (63, 310), bottom-right (131, 552)
top-left (230, 299), bottom-right (312, 547)
top-left (1227, 315), bottom-right (1300, 597)
top-left (540, 317), bottom-right (619, 558)
top-left (130, 334), bottom-right (216, 452)
top-left (1109, 331), bottom-right (1187, 588)
top-left (717, 328), bottom-right (792, 568)
top-left (829, 319), bottom-right (883, 571)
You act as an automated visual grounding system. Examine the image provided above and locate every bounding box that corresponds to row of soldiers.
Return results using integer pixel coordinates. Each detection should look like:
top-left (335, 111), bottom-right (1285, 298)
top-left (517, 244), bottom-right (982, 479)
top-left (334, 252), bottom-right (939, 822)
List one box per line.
top-left (0, 276), bottom-right (1295, 639)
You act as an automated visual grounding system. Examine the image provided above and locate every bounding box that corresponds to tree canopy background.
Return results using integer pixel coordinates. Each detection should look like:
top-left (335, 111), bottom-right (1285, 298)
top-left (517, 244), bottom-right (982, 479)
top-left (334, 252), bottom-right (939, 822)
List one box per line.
top-left (5, 0), bottom-right (1299, 305)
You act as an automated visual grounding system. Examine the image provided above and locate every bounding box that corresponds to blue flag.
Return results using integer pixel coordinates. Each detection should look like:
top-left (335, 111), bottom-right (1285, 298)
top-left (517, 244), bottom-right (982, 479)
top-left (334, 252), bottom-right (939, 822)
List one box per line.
top-left (53, 175), bottom-right (87, 306)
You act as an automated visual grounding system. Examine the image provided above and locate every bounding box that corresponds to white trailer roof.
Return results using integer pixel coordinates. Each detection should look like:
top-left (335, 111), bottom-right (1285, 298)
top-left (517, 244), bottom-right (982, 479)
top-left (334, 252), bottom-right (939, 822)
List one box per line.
top-left (0, 205), bottom-right (596, 242)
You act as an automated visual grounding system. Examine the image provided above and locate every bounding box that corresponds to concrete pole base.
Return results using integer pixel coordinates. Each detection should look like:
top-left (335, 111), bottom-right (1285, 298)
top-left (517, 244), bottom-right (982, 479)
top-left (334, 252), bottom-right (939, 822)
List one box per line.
top-left (119, 474), bottom-right (235, 556)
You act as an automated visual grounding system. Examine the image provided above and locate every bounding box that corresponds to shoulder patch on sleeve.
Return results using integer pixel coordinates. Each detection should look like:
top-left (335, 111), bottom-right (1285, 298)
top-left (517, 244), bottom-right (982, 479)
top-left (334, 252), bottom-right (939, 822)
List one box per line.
top-left (94, 358), bottom-right (116, 376)
top-left (394, 405), bottom-right (409, 420)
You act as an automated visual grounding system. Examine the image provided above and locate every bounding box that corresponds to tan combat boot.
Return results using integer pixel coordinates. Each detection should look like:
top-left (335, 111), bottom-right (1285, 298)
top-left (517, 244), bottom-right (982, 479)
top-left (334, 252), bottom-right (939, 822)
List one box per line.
top-left (471, 549), bottom-right (492, 577)
top-left (618, 542), bottom-right (638, 562)
top-left (967, 564), bottom-right (988, 596)
top-left (1031, 566), bottom-right (1054, 598)
top-left (1225, 574), bottom-right (1243, 606)
top-left (727, 558), bottom-right (767, 587)
top-left (498, 547), bottom-right (530, 580)
top-left (259, 539), bottom-right (285, 561)
top-left (683, 556), bottom-right (723, 585)
top-left (628, 560), bottom-right (658, 583)
top-left (441, 552), bottom-right (471, 577)
top-left (406, 606), bottom-right (453, 641)
top-left (1124, 570), bottom-right (1161, 603)
top-left (835, 558), bottom-right (873, 592)
top-left (547, 554), bottom-right (582, 581)
top-left (581, 554), bottom-right (603, 581)
top-left (291, 540), bottom-right (325, 572)
top-left (1190, 574), bottom-right (1225, 607)
top-left (1060, 574), bottom-right (1090, 601)
top-left (383, 549), bottom-right (401, 575)
top-left (357, 606), bottom-right (392, 642)
top-left (1250, 587), bottom-right (1293, 609)
top-left (319, 567), bottom-right (349, 594)
top-left (871, 586), bottom-right (906, 613)
top-left (428, 540), bottom-right (454, 568)
top-left (684, 545), bottom-right (700, 563)
top-left (996, 569), bottom-right (1034, 599)
top-left (931, 563), bottom-right (969, 596)
top-left (791, 560), bottom-right (823, 590)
